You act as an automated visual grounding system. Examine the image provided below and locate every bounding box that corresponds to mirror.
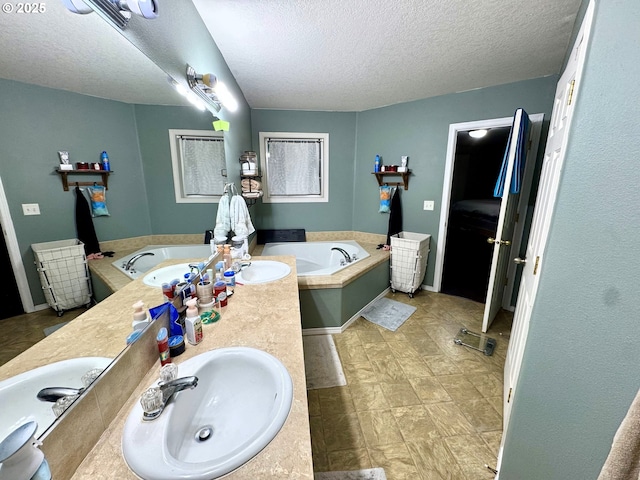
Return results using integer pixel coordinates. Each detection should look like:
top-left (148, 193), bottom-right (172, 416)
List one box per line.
top-left (0, 1), bottom-right (245, 440)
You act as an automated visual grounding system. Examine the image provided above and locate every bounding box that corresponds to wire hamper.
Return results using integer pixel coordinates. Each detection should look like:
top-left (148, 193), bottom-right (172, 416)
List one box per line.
top-left (31, 239), bottom-right (93, 316)
top-left (390, 232), bottom-right (431, 298)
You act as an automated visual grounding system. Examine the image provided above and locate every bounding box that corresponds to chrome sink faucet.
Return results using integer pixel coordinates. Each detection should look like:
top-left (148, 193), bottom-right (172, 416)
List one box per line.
top-left (142, 376), bottom-right (198, 421)
top-left (123, 252), bottom-right (155, 272)
top-left (331, 247), bottom-right (352, 265)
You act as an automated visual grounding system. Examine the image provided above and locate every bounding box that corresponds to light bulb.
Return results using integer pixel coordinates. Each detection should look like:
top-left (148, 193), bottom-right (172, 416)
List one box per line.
top-left (213, 81), bottom-right (238, 112)
top-left (468, 129), bottom-right (488, 139)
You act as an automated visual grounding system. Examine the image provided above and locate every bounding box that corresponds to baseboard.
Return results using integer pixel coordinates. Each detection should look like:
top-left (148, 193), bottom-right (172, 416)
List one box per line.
top-left (421, 284), bottom-right (437, 292)
top-left (302, 287), bottom-right (391, 336)
top-left (34, 303), bottom-right (50, 312)
top-left (302, 326), bottom-right (344, 336)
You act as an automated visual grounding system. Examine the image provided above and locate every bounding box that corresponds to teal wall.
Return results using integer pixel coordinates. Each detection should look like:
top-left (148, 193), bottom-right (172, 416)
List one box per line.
top-left (250, 110), bottom-right (357, 231)
top-left (499, 1), bottom-right (640, 478)
top-left (0, 78), bottom-right (151, 306)
top-left (354, 77), bottom-right (557, 286)
top-left (251, 77), bottom-right (557, 287)
top-left (134, 104), bottom-right (251, 235)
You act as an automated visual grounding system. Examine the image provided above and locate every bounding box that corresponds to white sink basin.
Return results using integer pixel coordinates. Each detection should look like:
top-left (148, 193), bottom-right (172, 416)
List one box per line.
top-left (235, 261), bottom-right (291, 284)
top-left (0, 357), bottom-right (112, 440)
top-left (122, 347), bottom-right (293, 480)
top-left (143, 263), bottom-right (192, 287)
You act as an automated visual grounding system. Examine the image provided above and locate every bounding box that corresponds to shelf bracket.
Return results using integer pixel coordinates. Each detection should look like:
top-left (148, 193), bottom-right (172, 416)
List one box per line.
top-left (372, 171), bottom-right (411, 190)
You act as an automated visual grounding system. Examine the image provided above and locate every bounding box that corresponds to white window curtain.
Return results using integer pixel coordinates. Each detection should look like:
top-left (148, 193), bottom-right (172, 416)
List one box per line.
top-left (266, 139), bottom-right (322, 196)
top-left (179, 136), bottom-right (225, 196)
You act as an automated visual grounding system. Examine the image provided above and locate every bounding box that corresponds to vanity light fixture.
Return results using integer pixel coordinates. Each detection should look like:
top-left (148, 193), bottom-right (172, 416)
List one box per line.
top-left (186, 65), bottom-right (238, 114)
top-left (168, 77), bottom-right (207, 112)
top-left (62, 0), bottom-right (158, 29)
top-left (468, 129), bottom-right (489, 139)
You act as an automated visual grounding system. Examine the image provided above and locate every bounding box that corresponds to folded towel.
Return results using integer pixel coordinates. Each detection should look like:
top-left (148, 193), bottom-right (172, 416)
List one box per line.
top-left (214, 194), bottom-right (231, 238)
top-left (242, 190), bottom-right (263, 199)
top-left (241, 178), bottom-right (261, 192)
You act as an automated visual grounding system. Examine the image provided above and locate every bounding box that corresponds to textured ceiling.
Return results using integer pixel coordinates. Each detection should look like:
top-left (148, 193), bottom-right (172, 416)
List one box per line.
top-left (0, 1), bottom-right (582, 112)
top-left (193, 0), bottom-right (582, 111)
top-left (0, 1), bottom-right (186, 106)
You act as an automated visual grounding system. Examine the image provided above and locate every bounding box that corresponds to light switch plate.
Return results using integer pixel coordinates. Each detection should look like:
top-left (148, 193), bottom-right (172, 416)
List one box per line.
top-left (423, 200), bottom-right (435, 211)
top-left (22, 203), bottom-right (40, 215)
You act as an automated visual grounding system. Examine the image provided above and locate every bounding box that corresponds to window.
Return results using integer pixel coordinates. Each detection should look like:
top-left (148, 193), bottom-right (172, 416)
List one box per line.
top-left (169, 129), bottom-right (227, 203)
top-left (259, 132), bottom-right (329, 203)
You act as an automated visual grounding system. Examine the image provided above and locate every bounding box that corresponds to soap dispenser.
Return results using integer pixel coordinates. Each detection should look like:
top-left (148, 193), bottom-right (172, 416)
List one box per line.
top-left (131, 301), bottom-right (150, 330)
top-left (184, 299), bottom-right (203, 346)
top-left (0, 421), bottom-right (51, 480)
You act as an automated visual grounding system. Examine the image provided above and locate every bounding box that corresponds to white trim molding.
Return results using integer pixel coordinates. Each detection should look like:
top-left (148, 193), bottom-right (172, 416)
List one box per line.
top-left (0, 176), bottom-right (35, 312)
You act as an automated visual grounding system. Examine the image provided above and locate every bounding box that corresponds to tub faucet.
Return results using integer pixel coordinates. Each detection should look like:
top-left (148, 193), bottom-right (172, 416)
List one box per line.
top-left (331, 247), bottom-right (352, 265)
top-left (142, 376), bottom-right (198, 421)
top-left (37, 387), bottom-right (84, 402)
top-left (123, 252), bottom-right (155, 272)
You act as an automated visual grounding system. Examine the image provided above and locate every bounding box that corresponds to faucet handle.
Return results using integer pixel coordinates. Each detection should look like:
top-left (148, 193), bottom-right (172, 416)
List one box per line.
top-left (159, 364), bottom-right (178, 383)
top-left (140, 387), bottom-right (163, 417)
top-left (351, 254), bottom-right (358, 261)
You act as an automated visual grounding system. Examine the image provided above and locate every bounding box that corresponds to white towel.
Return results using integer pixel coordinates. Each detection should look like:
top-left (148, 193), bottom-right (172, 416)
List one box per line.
top-left (229, 194), bottom-right (255, 237)
top-left (214, 194), bottom-right (231, 238)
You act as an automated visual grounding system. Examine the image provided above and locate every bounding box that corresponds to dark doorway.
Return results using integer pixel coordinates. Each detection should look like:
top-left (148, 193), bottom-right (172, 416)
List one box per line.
top-left (0, 222), bottom-right (25, 319)
top-left (441, 127), bottom-right (510, 303)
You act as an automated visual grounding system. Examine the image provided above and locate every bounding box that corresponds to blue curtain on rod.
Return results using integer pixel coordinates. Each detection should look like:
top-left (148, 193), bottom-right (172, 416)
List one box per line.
top-left (494, 108), bottom-right (530, 197)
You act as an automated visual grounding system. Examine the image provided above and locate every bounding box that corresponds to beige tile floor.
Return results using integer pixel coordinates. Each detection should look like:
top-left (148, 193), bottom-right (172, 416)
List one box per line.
top-left (307, 291), bottom-right (512, 480)
top-left (0, 307), bottom-right (87, 367)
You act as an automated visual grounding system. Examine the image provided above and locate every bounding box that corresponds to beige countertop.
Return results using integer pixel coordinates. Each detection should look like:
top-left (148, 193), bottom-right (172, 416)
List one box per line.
top-left (0, 248), bottom-right (312, 479)
top-left (0, 231), bottom-right (387, 478)
top-left (71, 254), bottom-right (313, 479)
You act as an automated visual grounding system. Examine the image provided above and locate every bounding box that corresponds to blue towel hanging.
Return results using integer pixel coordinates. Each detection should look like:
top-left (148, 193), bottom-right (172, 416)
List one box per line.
top-left (494, 109), bottom-right (530, 197)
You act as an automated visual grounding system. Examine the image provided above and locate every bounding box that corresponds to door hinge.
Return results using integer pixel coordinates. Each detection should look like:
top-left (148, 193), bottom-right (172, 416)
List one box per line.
top-left (567, 79), bottom-right (576, 106)
top-left (504, 276), bottom-right (509, 286)
top-left (533, 256), bottom-right (540, 275)
top-left (515, 213), bottom-right (520, 223)
top-left (507, 387), bottom-right (513, 403)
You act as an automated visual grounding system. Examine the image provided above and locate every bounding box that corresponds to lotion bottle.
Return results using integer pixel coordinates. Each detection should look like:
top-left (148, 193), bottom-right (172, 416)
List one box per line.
top-left (184, 298), bottom-right (203, 345)
top-left (131, 300), bottom-right (150, 330)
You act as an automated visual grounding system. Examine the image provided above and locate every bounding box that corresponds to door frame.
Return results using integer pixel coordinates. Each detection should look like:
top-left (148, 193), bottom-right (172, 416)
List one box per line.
top-left (0, 176), bottom-right (36, 313)
top-left (433, 113), bottom-right (544, 305)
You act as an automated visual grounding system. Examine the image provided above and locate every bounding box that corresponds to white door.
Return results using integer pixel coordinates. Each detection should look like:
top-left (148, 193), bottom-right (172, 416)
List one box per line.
top-left (496, 1), bottom-right (594, 474)
top-left (481, 109), bottom-right (528, 333)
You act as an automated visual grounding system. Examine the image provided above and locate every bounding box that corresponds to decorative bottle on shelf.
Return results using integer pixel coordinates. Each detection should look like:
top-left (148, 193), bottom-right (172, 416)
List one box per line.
top-left (100, 151), bottom-right (110, 171)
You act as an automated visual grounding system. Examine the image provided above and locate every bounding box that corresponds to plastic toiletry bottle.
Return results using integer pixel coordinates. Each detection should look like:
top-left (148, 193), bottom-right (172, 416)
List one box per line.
top-left (100, 151), bottom-right (110, 171)
top-left (213, 273), bottom-right (227, 309)
top-left (184, 299), bottom-right (203, 345)
top-left (374, 154), bottom-right (381, 173)
top-left (132, 300), bottom-right (150, 330)
top-left (224, 269), bottom-right (235, 292)
top-left (223, 244), bottom-right (232, 270)
top-left (157, 327), bottom-right (171, 365)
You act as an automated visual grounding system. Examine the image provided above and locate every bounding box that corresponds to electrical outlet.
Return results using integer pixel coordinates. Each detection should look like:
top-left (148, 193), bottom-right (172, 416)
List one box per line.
top-left (423, 200), bottom-right (435, 211)
top-left (22, 203), bottom-right (40, 215)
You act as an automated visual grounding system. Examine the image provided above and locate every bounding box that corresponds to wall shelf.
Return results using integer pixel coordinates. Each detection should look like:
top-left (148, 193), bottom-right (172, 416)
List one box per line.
top-left (56, 169), bottom-right (111, 191)
top-left (372, 170), bottom-right (411, 190)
